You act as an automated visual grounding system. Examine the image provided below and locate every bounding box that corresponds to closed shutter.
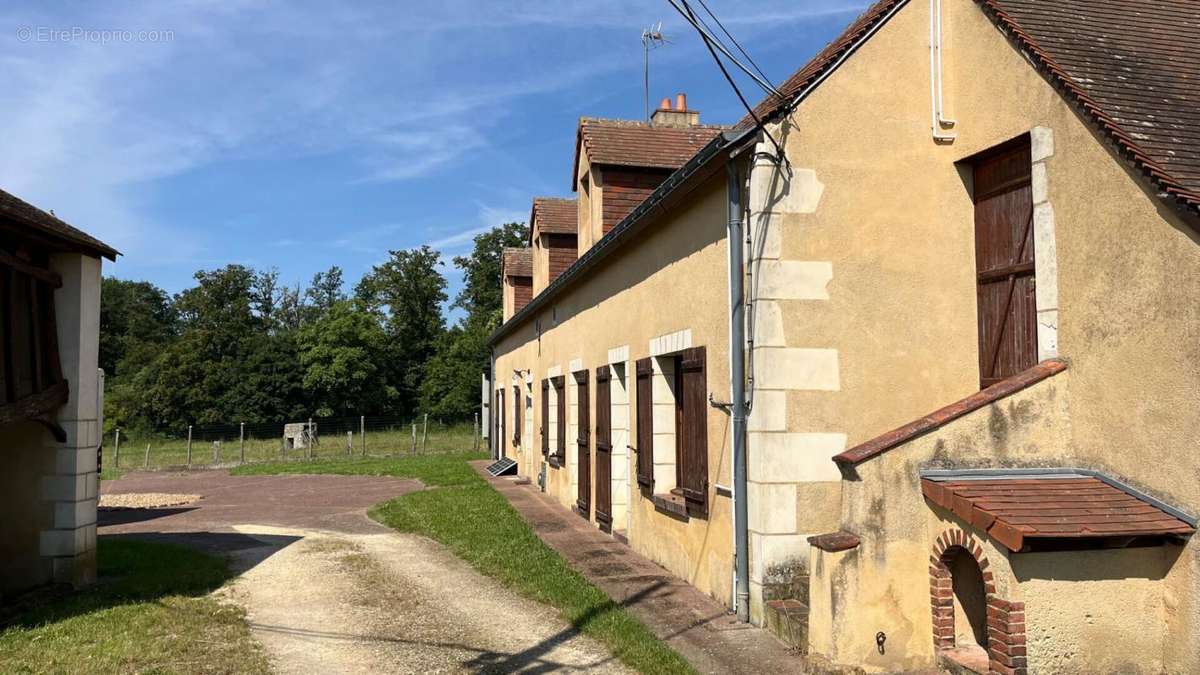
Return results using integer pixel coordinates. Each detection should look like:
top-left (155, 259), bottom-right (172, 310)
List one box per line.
top-left (679, 347), bottom-right (708, 511)
top-left (634, 357), bottom-right (654, 489)
top-left (512, 385), bottom-right (521, 445)
top-left (541, 379), bottom-right (550, 457)
top-left (973, 137), bottom-right (1036, 389)
top-left (553, 376), bottom-right (566, 462)
top-left (576, 370), bottom-right (590, 516)
top-left (498, 388), bottom-right (506, 456)
top-left (594, 365), bottom-right (613, 530)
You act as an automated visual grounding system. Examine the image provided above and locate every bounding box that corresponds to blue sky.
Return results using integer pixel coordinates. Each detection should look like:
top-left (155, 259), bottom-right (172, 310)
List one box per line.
top-left (0, 0), bottom-right (867, 315)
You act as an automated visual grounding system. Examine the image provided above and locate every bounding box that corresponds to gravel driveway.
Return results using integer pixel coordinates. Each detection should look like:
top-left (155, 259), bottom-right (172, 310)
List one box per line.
top-left (100, 470), bottom-right (632, 674)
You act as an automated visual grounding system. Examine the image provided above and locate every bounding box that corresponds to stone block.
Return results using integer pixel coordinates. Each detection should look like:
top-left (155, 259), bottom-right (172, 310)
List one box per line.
top-left (747, 390), bottom-right (786, 432)
top-left (748, 482), bottom-right (798, 534)
top-left (752, 301), bottom-right (786, 347)
top-left (755, 261), bottom-right (832, 301)
top-left (54, 498), bottom-right (97, 529)
top-left (748, 432), bottom-right (846, 483)
top-left (754, 348), bottom-right (840, 391)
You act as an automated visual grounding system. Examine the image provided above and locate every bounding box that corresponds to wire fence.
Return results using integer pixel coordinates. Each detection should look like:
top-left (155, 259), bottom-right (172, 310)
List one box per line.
top-left (104, 414), bottom-right (484, 472)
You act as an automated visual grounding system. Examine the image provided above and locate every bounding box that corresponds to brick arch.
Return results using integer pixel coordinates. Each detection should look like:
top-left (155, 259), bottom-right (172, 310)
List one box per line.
top-left (929, 528), bottom-right (1027, 675)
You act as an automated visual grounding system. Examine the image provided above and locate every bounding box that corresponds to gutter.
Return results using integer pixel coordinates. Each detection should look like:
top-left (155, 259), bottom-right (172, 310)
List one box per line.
top-left (489, 125), bottom-right (758, 346)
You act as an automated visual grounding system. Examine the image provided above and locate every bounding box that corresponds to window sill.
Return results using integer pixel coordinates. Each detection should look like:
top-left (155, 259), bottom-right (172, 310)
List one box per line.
top-left (652, 493), bottom-right (689, 522)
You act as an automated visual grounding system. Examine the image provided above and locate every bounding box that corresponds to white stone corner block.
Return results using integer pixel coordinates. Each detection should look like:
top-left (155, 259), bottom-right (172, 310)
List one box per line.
top-left (546, 364), bottom-right (562, 378)
top-left (754, 348), bottom-right (840, 391)
top-left (753, 301), bottom-right (786, 347)
top-left (748, 482), bottom-right (798, 534)
top-left (748, 431), bottom-right (847, 483)
top-left (756, 261), bottom-right (833, 301)
top-left (750, 531), bottom-right (811, 582)
top-left (1031, 161), bottom-right (1049, 205)
top-left (1037, 309), bottom-right (1059, 362)
top-left (749, 214), bottom-right (782, 262)
top-left (750, 165), bottom-right (825, 215)
top-left (747, 390), bottom-right (787, 432)
top-left (568, 358), bottom-right (583, 374)
top-left (1031, 126), bottom-right (1054, 162)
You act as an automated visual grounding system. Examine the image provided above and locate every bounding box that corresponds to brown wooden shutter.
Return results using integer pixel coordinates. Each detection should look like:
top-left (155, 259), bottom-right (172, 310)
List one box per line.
top-left (0, 243), bottom-right (68, 435)
top-left (541, 379), bottom-right (550, 457)
top-left (679, 347), bottom-right (708, 511)
top-left (594, 365), bottom-right (613, 531)
top-left (553, 376), bottom-right (566, 462)
top-left (575, 370), bottom-right (590, 516)
top-left (634, 357), bottom-right (654, 489)
top-left (973, 137), bottom-right (1037, 389)
top-left (498, 388), bottom-right (506, 456)
top-left (512, 384), bottom-right (521, 445)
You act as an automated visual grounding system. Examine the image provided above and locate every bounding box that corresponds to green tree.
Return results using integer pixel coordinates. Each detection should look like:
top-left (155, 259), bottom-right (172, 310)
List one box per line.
top-left (298, 299), bottom-right (397, 416)
top-left (99, 278), bottom-right (176, 377)
top-left (452, 221), bottom-right (527, 320)
top-left (356, 246), bottom-right (447, 414)
top-left (304, 266), bottom-right (345, 318)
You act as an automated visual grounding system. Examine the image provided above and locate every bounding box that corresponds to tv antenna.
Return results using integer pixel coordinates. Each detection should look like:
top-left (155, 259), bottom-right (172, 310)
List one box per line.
top-left (642, 22), bottom-right (668, 123)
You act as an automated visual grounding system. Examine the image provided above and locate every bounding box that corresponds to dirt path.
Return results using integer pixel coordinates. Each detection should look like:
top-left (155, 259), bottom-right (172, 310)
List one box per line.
top-left (100, 471), bottom-right (632, 674)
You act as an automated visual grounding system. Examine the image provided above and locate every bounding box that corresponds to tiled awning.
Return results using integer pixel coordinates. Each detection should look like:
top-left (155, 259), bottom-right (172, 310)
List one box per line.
top-left (921, 470), bottom-right (1196, 552)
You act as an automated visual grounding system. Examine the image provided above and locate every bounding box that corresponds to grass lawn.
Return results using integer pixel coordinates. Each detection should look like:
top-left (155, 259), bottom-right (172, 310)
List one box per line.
top-left (0, 539), bottom-right (267, 674)
top-left (243, 452), bottom-right (697, 675)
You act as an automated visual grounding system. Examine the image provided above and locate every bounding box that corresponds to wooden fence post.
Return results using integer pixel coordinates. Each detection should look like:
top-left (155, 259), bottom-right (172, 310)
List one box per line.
top-left (114, 428), bottom-right (121, 468)
top-left (213, 440), bottom-right (220, 464)
top-left (410, 424), bottom-right (416, 454)
top-left (473, 414), bottom-right (479, 451)
top-left (240, 422), bottom-right (245, 464)
top-left (186, 425), bottom-right (193, 467)
top-left (346, 431), bottom-right (352, 455)
top-left (143, 443), bottom-right (150, 469)
top-left (307, 417), bottom-right (314, 461)
top-left (421, 414), bottom-right (429, 453)
top-left (360, 415), bottom-right (366, 456)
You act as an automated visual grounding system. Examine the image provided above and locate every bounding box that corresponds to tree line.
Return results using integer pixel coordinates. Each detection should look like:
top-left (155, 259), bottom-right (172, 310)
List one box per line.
top-left (101, 222), bottom-right (527, 432)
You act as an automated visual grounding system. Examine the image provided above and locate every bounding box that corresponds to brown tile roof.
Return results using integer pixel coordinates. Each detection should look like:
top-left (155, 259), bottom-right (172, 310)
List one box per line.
top-left (742, 0), bottom-right (1200, 217)
top-left (921, 472), bottom-right (1195, 552)
top-left (529, 197), bottom-right (577, 242)
top-left (0, 187), bottom-right (119, 260)
top-left (978, 0), bottom-right (1200, 215)
top-left (501, 247), bottom-right (532, 278)
top-left (573, 118), bottom-right (726, 187)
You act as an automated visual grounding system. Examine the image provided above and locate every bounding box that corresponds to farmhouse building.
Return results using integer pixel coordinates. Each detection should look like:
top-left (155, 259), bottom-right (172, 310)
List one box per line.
top-left (0, 189), bottom-right (115, 600)
top-left (489, 1), bottom-right (1199, 672)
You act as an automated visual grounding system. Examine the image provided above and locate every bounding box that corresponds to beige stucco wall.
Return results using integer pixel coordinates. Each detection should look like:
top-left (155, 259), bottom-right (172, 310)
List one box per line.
top-left (493, 174), bottom-right (737, 605)
top-left (781, 0), bottom-right (1199, 671)
top-left (0, 421), bottom-right (57, 598)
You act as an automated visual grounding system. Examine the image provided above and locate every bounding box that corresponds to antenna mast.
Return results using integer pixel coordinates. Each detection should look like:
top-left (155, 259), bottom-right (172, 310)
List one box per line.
top-left (642, 22), bottom-right (667, 123)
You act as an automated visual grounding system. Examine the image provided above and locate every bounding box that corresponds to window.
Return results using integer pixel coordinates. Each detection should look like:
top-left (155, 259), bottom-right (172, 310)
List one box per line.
top-left (634, 348), bottom-right (708, 515)
top-left (972, 135), bottom-right (1036, 389)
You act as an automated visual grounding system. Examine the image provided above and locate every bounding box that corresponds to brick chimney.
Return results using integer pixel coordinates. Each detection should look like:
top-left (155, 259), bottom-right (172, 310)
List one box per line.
top-left (650, 93), bottom-right (701, 128)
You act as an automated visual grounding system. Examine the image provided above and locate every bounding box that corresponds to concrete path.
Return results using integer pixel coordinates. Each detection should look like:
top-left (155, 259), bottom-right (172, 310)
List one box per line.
top-left (100, 470), bottom-right (633, 674)
top-left (473, 461), bottom-right (803, 675)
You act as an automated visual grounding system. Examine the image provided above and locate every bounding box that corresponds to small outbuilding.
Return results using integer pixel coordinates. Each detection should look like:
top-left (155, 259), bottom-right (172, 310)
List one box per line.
top-left (0, 188), bottom-right (116, 600)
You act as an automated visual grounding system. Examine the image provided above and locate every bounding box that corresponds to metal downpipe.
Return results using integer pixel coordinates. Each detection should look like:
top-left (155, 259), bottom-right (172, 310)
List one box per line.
top-left (726, 161), bottom-right (750, 622)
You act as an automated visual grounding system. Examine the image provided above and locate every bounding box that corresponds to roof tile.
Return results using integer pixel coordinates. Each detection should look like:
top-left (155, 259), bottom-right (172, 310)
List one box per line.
top-left (502, 247), bottom-right (532, 278)
top-left (576, 118), bottom-right (726, 173)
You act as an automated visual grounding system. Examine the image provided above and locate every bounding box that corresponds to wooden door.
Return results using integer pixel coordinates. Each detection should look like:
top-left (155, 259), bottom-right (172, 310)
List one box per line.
top-left (973, 137), bottom-right (1036, 389)
top-left (594, 366), bottom-right (613, 532)
top-left (575, 371), bottom-right (590, 518)
top-left (634, 358), bottom-right (654, 489)
top-left (541, 379), bottom-right (550, 458)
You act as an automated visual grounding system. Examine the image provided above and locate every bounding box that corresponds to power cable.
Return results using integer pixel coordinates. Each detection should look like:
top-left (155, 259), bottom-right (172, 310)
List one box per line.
top-left (693, 0), bottom-right (774, 89)
top-left (668, 0), bottom-right (785, 158)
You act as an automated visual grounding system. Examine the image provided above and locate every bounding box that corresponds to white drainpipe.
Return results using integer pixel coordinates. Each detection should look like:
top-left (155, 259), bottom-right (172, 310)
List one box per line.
top-left (929, 0), bottom-right (956, 141)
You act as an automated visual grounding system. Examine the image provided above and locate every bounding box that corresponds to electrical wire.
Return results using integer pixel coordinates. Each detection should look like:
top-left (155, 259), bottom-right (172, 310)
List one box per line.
top-left (693, 0), bottom-right (774, 89)
top-left (668, 0), bottom-right (785, 158)
top-left (666, 0), bottom-right (781, 98)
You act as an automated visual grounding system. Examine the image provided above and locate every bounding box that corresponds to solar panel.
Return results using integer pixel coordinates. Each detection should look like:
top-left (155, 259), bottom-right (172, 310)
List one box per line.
top-left (485, 457), bottom-right (518, 476)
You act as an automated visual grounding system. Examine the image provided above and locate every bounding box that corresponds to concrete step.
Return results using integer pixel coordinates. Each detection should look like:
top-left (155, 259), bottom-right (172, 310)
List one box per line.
top-left (764, 599), bottom-right (809, 653)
